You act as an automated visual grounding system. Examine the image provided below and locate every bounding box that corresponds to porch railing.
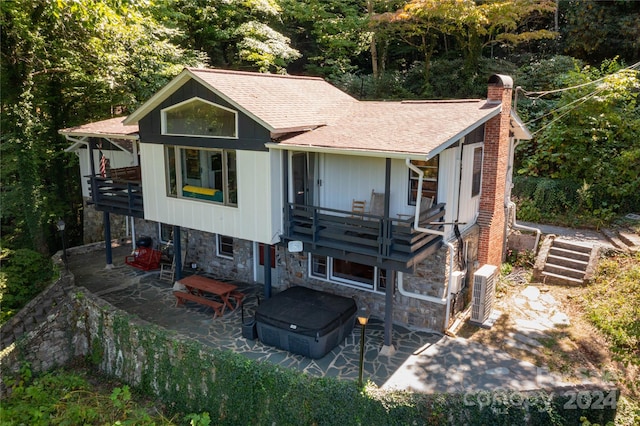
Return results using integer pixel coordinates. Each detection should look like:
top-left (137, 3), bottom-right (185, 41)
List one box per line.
top-left (284, 202), bottom-right (446, 269)
top-left (87, 166), bottom-right (144, 217)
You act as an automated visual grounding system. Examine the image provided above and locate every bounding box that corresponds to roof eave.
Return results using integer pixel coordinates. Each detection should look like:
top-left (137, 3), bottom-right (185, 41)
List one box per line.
top-left (510, 109), bottom-right (533, 140)
top-left (266, 142), bottom-right (432, 160)
top-left (58, 130), bottom-right (139, 140)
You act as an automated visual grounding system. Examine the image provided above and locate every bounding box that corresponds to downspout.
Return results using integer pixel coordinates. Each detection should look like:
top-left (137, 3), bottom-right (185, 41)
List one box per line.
top-left (401, 159), bottom-right (457, 331)
top-left (505, 137), bottom-right (541, 253)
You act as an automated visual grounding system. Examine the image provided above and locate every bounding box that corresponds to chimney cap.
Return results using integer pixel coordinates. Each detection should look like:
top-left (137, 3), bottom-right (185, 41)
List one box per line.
top-left (488, 74), bottom-right (513, 89)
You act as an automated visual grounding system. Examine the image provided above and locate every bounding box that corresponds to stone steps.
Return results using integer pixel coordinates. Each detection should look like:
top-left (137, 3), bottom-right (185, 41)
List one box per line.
top-left (602, 228), bottom-right (640, 253)
top-left (533, 237), bottom-right (599, 286)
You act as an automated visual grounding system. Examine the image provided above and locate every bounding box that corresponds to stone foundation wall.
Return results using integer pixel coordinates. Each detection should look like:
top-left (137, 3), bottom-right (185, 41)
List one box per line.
top-left (279, 226), bottom-right (481, 332)
top-left (83, 211), bottom-right (482, 332)
top-left (82, 200), bottom-right (129, 244)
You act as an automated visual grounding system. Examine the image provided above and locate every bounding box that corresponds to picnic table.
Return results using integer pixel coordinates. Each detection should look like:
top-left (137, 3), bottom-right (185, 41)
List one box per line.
top-left (173, 275), bottom-right (244, 318)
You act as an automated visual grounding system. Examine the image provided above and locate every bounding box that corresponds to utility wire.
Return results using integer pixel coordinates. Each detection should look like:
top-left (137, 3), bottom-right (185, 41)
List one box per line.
top-left (523, 85), bottom-right (604, 128)
top-left (530, 86), bottom-right (606, 136)
top-left (521, 60), bottom-right (640, 99)
top-left (518, 61), bottom-right (639, 134)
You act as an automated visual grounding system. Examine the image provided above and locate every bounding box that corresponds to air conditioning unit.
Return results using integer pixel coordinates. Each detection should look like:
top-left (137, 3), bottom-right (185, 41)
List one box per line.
top-left (470, 264), bottom-right (498, 325)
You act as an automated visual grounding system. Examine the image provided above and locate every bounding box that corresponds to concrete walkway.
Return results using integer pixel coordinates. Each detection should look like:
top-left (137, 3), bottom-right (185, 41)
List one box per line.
top-left (518, 221), bottom-right (615, 248)
top-left (68, 240), bottom-right (577, 394)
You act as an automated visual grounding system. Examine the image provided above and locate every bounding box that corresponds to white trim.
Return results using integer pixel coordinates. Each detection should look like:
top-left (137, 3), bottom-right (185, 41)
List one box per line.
top-left (161, 97), bottom-right (238, 139)
top-left (216, 234), bottom-right (234, 259)
top-left (124, 69), bottom-right (193, 125)
top-left (307, 254), bottom-right (390, 294)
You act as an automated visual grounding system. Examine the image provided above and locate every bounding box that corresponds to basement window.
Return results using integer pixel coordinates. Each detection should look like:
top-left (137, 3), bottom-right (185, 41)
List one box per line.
top-left (309, 254), bottom-right (387, 293)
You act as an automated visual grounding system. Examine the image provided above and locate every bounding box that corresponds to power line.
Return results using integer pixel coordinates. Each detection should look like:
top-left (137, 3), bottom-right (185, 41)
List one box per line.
top-left (529, 86), bottom-right (606, 136)
top-left (521, 60), bottom-right (640, 99)
top-left (517, 60), bottom-right (639, 134)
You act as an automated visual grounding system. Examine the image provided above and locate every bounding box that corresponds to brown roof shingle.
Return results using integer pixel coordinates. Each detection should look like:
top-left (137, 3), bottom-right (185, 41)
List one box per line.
top-left (277, 100), bottom-right (501, 157)
top-left (189, 68), bottom-right (357, 132)
top-left (59, 117), bottom-right (139, 139)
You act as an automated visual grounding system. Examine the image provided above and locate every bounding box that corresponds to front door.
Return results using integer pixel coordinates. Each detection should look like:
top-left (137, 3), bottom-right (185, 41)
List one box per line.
top-left (292, 152), bottom-right (315, 205)
top-left (254, 243), bottom-right (277, 284)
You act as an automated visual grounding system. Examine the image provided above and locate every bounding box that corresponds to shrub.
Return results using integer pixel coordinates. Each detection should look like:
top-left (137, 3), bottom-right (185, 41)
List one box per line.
top-left (0, 247), bottom-right (54, 324)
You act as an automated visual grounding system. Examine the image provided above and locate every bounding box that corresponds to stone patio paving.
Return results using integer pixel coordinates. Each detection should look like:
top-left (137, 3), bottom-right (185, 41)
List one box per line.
top-left (68, 241), bottom-right (573, 394)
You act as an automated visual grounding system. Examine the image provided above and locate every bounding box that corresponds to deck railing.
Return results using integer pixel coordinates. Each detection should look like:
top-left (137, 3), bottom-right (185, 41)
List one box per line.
top-left (87, 166), bottom-right (144, 217)
top-left (284, 202), bottom-right (445, 269)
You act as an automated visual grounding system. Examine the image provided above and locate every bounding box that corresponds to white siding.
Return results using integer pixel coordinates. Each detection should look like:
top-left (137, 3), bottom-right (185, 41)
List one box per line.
top-left (438, 146), bottom-right (460, 239)
top-left (77, 147), bottom-right (136, 198)
top-left (458, 142), bottom-right (482, 232)
top-left (317, 155), bottom-right (410, 217)
top-left (141, 143), bottom-right (280, 244)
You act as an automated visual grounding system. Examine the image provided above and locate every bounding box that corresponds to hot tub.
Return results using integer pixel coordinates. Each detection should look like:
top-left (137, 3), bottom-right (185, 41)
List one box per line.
top-left (255, 286), bottom-right (357, 359)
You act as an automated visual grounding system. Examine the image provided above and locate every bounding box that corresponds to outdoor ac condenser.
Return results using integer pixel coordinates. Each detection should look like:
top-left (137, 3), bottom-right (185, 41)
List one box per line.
top-left (470, 264), bottom-right (498, 325)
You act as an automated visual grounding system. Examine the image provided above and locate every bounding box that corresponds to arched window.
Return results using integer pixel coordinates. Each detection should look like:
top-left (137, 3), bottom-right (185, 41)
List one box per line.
top-left (162, 98), bottom-right (237, 138)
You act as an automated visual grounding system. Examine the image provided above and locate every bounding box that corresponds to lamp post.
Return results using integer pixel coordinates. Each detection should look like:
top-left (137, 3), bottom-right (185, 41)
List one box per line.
top-left (357, 306), bottom-right (370, 388)
top-left (56, 218), bottom-right (68, 271)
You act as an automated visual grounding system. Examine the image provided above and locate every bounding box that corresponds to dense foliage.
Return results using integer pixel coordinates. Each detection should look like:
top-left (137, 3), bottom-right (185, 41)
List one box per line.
top-left (515, 58), bottom-right (640, 222)
top-left (0, 248), bottom-right (54, 324)
top-left (1, 0), bottom-right (639, 256)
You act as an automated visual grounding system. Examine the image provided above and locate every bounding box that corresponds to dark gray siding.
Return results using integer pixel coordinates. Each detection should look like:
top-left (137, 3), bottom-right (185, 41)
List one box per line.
top-left (138, 79), bottom-right (271, 151)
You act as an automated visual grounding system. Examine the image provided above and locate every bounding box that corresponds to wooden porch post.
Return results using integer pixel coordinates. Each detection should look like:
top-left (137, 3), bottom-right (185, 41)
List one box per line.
top-left (264, 244), bottom-right (272, 299)
top-left (381, 159), bottom-right (396, 355)
top-left (104, 211), bottom-right (113, 268)
top-left (383, 270), bottom-right (395, 351)
top-left (173, 226), bottom-right (182, 280)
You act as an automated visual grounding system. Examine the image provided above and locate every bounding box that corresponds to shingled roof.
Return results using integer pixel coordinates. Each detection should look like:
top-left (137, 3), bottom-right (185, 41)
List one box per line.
top-left (274, 100), bottom-right (501, 158)
top-left (64, 68), bottom-right (524, 159)
top-left (124, 68), bottom-right (357, 134)
top-left (59, 117), bottom-right (138, 140)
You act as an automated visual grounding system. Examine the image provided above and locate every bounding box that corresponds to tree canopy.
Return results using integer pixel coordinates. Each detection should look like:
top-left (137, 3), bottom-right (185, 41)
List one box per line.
top-left (1, 0), bottom-right (639, 255)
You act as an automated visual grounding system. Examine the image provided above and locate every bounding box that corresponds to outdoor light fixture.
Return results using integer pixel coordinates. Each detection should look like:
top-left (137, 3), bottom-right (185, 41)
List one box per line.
top-left (357, 306), bottom-right (370, 388)
top-left (56, 218), bottom-right (68, 271)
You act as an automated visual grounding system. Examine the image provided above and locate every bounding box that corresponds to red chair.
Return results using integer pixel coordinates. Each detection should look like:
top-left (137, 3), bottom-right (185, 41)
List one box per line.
top-left (125, 247), bottom-right (162, 271)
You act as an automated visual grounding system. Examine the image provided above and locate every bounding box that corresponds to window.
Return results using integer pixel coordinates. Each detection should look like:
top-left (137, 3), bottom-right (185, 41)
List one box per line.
top-left (165, 146), bottom-right (237, 206)
top-left (158, 223), bottom-right (173, 244)
top-left (162, 98), bottom-right (237, 138)
top-left (217, 235), bottom-right (234, 259)
top-left (309, 254), bottom-right (387, 293)
top-left (332, 259), bottom-right (374, 287)
top-left (408, 157), bottom-right (438, 206)
top-left (471, 147), bottom-right (483, 197)
top-left (310, 254), bottom-right (327, 278)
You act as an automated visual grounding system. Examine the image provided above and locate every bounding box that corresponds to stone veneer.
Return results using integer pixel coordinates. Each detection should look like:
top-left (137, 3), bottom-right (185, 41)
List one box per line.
top-left (87, 212), bottom-right (481, 332)
top-left (82, 200), bottom-right (129, 244)
top-left (279, 225), bottom-right (481, 331)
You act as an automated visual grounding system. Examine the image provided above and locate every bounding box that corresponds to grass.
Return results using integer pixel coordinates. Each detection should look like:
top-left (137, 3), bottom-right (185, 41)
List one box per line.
top-left (457, 244), bottom-right (640, 426)
top-left (583, 251), bottom-right (640, 391)
top-left (0, 362), bottom-right (205, 426)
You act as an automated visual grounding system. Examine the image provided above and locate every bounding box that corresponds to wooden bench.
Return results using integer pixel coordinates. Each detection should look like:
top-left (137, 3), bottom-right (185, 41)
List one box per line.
top-left (230, 290), bottom-right (245, 309)
top-left (173, 291), bottom-right (225, 318)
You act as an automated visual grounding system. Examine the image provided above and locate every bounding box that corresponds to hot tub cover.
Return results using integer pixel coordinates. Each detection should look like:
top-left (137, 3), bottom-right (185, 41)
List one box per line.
top-left (255, 286), bottom-right (357, 338)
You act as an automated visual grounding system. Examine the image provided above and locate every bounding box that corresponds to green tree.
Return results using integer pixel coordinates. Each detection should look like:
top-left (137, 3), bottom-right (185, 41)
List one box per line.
top-left (280, 0), bottom-right (370, 78)
top-left (561, 0), bottom-right (640, 65)
top-left (517, 59), bottom-right (640, 215)
top-left (374, 0), bottom-right (556, 95)
top-left (158, 0), bottom-right (299, 73)
top-left (1, 0), bottom-right (203, 253)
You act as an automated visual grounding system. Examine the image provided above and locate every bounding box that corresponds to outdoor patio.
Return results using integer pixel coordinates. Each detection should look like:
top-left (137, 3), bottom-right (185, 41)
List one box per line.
top-left (67, 242), bottom-right (443, 387)
top-left (67, 241), bottom-right (572, 394)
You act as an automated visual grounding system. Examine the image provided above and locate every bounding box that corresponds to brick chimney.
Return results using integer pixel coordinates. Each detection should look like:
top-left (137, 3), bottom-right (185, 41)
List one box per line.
top-left (477, 74), bottom-right (513, 266)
